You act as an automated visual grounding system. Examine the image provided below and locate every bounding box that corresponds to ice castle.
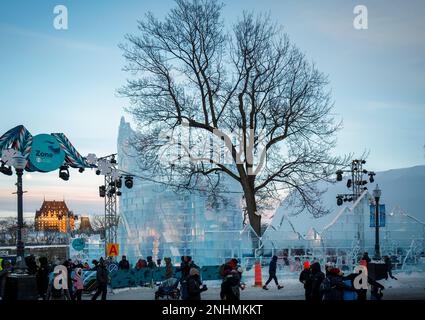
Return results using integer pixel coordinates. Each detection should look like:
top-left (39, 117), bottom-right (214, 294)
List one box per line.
top-left (117, 117), bottom-right (252, 266)
top-left (117, 117), bottom-right (425, 269)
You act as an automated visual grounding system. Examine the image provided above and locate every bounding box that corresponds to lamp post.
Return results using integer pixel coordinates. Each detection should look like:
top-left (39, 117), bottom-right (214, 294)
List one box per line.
top-left (373, 184), bottom-right (382, 260)
top-left (12, 154), bottom-right (28, 273)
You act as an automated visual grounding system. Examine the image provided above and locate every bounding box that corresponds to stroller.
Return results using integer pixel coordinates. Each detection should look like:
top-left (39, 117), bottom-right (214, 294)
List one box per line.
top-left (154, 278), bottom-right (180, 300)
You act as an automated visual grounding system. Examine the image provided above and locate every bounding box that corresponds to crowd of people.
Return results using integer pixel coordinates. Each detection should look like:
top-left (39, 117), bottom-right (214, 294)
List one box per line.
top-left (0, 251), bottom-right (398, 301)
top-left (298, 252), bottom-right (394, 301)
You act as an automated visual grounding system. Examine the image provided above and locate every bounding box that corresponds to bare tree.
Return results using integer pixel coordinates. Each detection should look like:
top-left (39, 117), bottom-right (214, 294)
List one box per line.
top-left (119, 0), bottom-right (348, 237)
top-left (90, 215), bottom-right (120, 239)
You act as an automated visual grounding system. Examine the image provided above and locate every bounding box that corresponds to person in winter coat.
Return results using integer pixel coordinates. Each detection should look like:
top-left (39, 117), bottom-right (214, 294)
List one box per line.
top-left (63, 260), bottom-right (74, 300)
top-left (147, 256), bottom-right (157, 269)
top-left (73, 268), bottom-right (84, 301)
top-left (91, 258), bottom-right (109, 300)
top-left (36, 257), bottom-right (50, 300)
top-left (362, 252), bottom-right (371, 266)
top-left (321, 267), bottom-right (351, 300)
top-left (25, 255), bottom-right (38, 275)
top-left (310, 262), bottom-right (325, 301)
top-left (220, 267), bottom-right (241, 301)
top-left (118, 255), bottom-right (130, 270)
top-left (384, 255), bottom-right (397, 280)
top-left (46, 268), bottom-right (72, 300)
top-left (187, 268), bottom-right (207, 300)
top-left (299, 261), bottom-right (312, 300)
top-left (263, 256), bottom-right (283, 290)
top-left (341, 272), bottom-right (358, 300)
top-left (0, 259), bottom-right (11, 300)
top-left (164, 257), bottom-right (173, 279)
top-left (135, 259), bottom-right (145, 270)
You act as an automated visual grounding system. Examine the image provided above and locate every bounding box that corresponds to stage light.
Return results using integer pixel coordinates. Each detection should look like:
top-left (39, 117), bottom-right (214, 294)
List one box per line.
top-left (59, 166), bottom-right (70, 181)
top-left (346, 179), bottom-right (352, 188)
top-left (125, 176), bottom-right (133, 189)
top-left (0, 162), bottom-right (13, 176)
top-left (99, 185), bottom-right (106, 197)
top-left (336, 170), bottom-right (343, 182)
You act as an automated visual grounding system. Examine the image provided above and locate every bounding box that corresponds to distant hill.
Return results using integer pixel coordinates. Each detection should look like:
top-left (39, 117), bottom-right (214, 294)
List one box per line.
top-left (273, 165), bottom-right (425, 235)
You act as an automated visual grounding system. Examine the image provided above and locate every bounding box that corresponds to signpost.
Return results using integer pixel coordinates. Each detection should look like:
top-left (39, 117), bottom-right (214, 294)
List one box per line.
top-left (29, 134), bottom-right (65, 172)
top-left (107, 243), bottom-right (119, 257)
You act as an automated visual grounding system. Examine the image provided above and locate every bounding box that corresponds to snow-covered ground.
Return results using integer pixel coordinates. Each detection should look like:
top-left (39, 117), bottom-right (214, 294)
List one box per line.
top-left (84, 271), bottom-right (425, 300)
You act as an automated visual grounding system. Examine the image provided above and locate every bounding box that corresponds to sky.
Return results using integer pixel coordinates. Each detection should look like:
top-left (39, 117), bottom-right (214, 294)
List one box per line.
top-left (0, 0), bottom-right (424, 218)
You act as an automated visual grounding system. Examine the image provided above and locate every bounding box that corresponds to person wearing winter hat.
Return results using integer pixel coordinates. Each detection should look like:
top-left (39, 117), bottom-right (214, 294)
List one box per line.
top-left (299, 260), bottom-right (312, 300)
top-left (321, 267), bottom-right (350, 300)
top-left (186, 267), bottom-right (207, 300)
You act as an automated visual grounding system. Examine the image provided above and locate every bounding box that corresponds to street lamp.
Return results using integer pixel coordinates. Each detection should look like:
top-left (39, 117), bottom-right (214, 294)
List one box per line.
top-left (12, 154), bottom-right (28, 273)
top-left (373, 184), bottom-right (382, 260)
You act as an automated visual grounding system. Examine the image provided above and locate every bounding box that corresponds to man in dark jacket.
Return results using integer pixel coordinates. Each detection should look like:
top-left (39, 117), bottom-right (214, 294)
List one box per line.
top-left (118, 255), bottom-right (130, 270)
top-left (384, 255), bottom-right (397, 280)
top-left (263, 256), bottom-right (283, 290)
top-left (310, 262), bottom-right (325, 301)
top-left (36, 257), bottom-right (50, 300)
top-left (187, 268), bottom-right (207, 300)
top-left (91, 258), bottom-right (109, 300)
top-left (299, 261), bottom-right (312, 300)
top-left (220, 268), bottom-right (240, 301)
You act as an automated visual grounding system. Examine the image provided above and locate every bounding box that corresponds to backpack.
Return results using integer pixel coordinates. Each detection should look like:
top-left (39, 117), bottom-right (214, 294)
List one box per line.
top-left (320, 277), bottom-right (331, 292)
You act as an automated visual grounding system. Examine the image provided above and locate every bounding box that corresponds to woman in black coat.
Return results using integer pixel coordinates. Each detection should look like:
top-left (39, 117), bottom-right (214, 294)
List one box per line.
top-left (187, 268), bottom-right (207, 300)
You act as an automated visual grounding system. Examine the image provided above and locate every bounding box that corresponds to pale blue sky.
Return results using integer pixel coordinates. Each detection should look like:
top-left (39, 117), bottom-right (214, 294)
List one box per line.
top-left (0, 0), bottom-right (424, 217)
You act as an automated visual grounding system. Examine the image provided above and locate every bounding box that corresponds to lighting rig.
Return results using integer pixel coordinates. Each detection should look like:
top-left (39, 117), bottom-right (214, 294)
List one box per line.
top-left (335, 159), bottom-right (376, 206)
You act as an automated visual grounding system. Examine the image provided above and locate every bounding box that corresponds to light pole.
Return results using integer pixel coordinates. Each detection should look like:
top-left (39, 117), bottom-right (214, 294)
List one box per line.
top-left (13, 154), bottom-right (28, 273)
top-left (373, 184), bottom-right (382, 260)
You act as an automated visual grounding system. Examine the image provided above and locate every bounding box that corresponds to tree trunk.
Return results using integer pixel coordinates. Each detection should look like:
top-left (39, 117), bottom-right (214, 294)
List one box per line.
top-left (243, 181), bottom-right (261, 238)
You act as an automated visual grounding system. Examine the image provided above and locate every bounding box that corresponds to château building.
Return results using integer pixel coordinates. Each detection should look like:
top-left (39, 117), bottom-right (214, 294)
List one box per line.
top-left (34, 200), bottom-right (75, 233)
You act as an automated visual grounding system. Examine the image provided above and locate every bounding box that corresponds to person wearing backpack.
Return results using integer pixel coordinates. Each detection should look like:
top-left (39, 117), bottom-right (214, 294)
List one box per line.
top-left (321, 267), bottom-right (351, 300)
top-left (220, 268), bottom-right (240, 301)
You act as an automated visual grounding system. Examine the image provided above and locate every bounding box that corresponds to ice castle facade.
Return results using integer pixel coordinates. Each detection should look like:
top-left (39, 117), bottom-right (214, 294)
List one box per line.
top-left (117, 117), bottom-right (425, 269)
top-left (117, 118), bottom-right (251, 266)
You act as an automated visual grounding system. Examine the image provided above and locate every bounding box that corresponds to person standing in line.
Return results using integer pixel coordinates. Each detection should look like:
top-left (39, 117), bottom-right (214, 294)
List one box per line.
top-left (118, 255), bottom-right (130, 270)
top-left (263, 256), bottom-right (284, 290)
